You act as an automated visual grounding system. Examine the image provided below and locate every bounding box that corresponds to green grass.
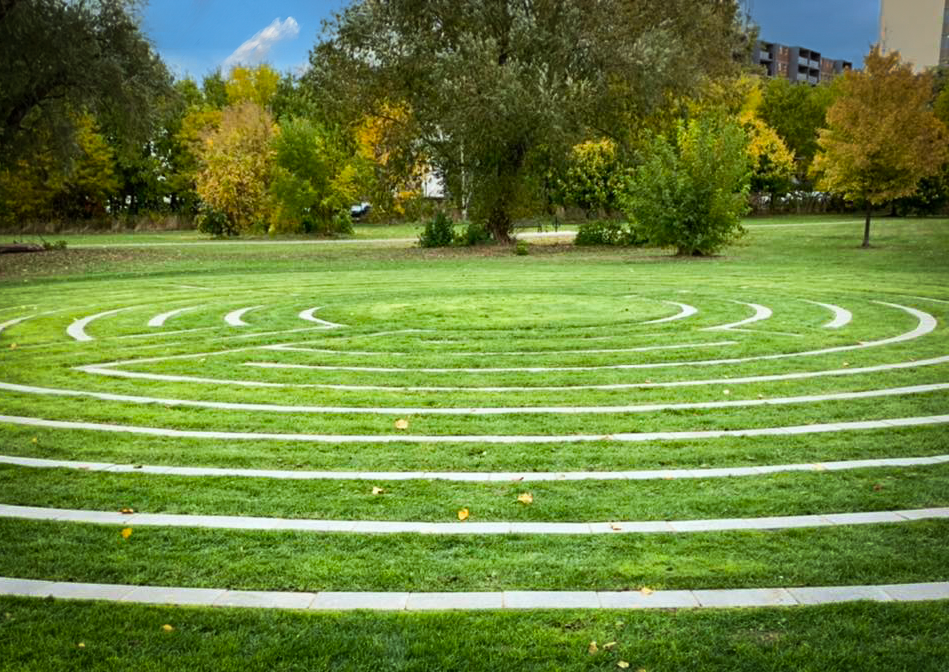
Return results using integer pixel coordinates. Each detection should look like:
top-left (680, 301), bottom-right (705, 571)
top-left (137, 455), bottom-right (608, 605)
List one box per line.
top-left (1, 214), bottom-right (948, 669)
top-left (2, 598), bottom-right (949, 672)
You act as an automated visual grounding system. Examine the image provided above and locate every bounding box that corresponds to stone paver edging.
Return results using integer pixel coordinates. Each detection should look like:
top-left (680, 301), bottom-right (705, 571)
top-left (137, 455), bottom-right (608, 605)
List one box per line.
top-left (1, 453), bottom-right (946, 482)
top-left (2, 577), bottom-right (947, 610)
top-left (3, 380), bottom-right (947, 416)
top-left (2, 413), bottom-right (948, 444)
top-left (2, 503), bottom-right (946, 534)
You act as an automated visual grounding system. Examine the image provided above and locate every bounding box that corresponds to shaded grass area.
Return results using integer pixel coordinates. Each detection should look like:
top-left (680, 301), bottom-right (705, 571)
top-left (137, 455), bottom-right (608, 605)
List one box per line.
top-left (1, 463), bottom-right (947, 522)
top-left (0, 519), bottom-right (947, 592)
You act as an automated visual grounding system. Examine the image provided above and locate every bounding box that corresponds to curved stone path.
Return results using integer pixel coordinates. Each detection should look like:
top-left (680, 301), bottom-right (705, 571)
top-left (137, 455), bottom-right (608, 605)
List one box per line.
top-left (66, 307), bottom-right (135, 342)
top-left (703, 301), bottom-right (773, 331)
top-left (2, 503), bottom-right (946, 534)
top-left (641, 301), bottom-right (698, 324)
top-left (2, 413), bottom-right (948, 444)
top-left (2, 453), bottom-right (945, 482)
top-left (147, 306), bottom-right (199, 328)
top-left (804, 300), bottom-right (853, 329)
top-left (224, 305), bottom-right (263, 327)
top-left (2, 577), bottom-right (947, 610)
top-left (1, 380), bottom-right (946, 416)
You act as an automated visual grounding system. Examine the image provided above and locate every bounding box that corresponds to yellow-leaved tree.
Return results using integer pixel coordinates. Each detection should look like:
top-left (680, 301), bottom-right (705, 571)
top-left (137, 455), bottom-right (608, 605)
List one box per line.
top-left (225, 65), bottom-right (280, 109)
top-left (813, 46), bottom-right (949, 247)
top-left (195, 102), bottom-right (276, 235)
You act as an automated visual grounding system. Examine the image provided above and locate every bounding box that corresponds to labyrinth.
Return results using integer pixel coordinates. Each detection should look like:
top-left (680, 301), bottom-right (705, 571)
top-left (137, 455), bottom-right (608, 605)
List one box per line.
top-left (1, 249), bottom-right (949, 616)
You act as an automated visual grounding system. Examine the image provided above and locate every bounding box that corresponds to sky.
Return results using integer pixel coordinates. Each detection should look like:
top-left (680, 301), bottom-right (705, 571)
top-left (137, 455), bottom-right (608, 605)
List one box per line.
top-left (747, 0), bottom-right (880, 66)
top-left (141, 0), bottom-right (881, 81)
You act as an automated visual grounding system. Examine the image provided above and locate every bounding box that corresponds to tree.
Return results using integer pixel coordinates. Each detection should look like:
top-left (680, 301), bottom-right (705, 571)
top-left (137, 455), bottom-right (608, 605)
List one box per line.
top-left (226, 65), bottom-right (280, 109)
top-left (759, 77), bottom-right (836, 183)
top-left (558, 139), bottom-right (624, 218)
top-left (194, 102), bottom-right (276, 234)
top-left (813, 47), bottom-right (949, 247)
top-left (268, 117), bottom-right (359, 235)
top-left (621, 114), bottom-right (750, 256)
top-left (309, 0), bottom-right (745, 240)
top-left (0, 0), bottom-right (170, 167)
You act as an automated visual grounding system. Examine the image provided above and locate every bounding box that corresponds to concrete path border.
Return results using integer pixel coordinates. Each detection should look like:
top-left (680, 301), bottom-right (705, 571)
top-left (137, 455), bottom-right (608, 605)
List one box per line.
top-left (1, 577), bottom-right (946, 610)
top-left (1, 453), bottom-right (946, 482)
top-left (2, 412), bottom-right (948, 444)
top-left (1, 503), bottom-right (946, 534)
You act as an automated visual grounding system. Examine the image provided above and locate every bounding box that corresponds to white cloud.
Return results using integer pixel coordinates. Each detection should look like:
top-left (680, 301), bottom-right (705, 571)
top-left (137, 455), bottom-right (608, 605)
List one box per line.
top-left (223, 17), bottom-right (300, 71)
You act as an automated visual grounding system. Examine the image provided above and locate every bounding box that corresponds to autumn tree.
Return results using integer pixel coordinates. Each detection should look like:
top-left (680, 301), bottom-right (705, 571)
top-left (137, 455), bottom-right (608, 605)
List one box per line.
top-left (813, 47), bottom-right (949, 247)
top-left (194, 102), bottom-right (276, 234)
top-left (309, 0), bottom-right (745, 240)
top-left (558, 139), bottom-right (624, 217)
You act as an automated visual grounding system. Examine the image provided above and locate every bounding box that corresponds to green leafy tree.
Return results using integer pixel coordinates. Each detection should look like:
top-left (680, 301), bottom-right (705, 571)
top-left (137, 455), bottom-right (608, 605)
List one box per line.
top-left (194, 102), bottom-right (276, 234)
top-left (0, 0), bottom-right (170, 167)
top-left (622, 114), bottom-right (750, 256)
top-left (759, 77), bottom-right (836, 183)
top-left (268, 117), bottom-right (359, 235)
top-left (813, 47), bottom-right (949, 247)
top-left (309, 0), bottom-right (745, 241)
top-left (558, 139), bottom-right (624, 217)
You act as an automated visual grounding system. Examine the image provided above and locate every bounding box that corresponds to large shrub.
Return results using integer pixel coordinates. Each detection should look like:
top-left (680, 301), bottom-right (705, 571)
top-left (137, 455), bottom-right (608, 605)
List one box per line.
top-left (418, 212), bottom-right (455, 247)
top-left (622, 115), bottom-right (750, 256)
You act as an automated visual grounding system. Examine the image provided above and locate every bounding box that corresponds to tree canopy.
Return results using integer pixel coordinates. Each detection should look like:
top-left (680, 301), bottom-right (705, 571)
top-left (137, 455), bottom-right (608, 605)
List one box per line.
top-left (309, 0), bottom-right (746, 239)
top-left (0, 0), bottom-right (171, 166)
top-left (813, 47), bottom-right (949, 247)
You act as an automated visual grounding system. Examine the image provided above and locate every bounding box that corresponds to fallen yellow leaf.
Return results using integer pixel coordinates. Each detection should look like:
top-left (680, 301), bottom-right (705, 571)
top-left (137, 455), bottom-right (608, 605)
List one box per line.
top-left (603, 641), bottom-right (617, 650)
top-left (610, 523), bottom-right (622, 531)
top-left (640, 586), bottom-right (653, 596)
top-left (9, 343), bottom-right (17, 350)
top-left (77, 642), bottom-right (85, 648)
top-left (371, 486), bottom-right (385, 495)
top-left (457, 508), bottom-right (469, 521)
top-left (119, 507), bottom-right (134, 514)
top-left (394, 418), bottom-right (409, 430)
top-left (120, 527), bottom-right (132, 540)
top-left (162, 624), bottom-right (174, 632)
top-left (516, 492), bottom-right (533, 505)
top-left (617, 662), bottom-right (630, 669)
top-left (588, 641), bottom-right (598, 654)
top-left (31, 437), bottom-right (37, 444)
top-left (723, 389), bottom-right (730, 395)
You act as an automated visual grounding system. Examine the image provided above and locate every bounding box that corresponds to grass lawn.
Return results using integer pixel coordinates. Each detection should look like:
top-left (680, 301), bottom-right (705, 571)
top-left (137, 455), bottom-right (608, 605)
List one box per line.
top-left (0, 214), bottom-right (947, 670)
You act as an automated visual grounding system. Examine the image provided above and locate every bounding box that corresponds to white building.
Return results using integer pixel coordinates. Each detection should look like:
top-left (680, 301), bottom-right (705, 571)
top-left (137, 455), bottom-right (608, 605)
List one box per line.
top-left (880, 0), bottom-right (949, 71)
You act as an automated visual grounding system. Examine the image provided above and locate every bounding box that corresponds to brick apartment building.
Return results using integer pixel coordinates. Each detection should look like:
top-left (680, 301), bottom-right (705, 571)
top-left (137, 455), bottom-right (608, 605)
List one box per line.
top-left (753, 42), bottom-right (852, 84)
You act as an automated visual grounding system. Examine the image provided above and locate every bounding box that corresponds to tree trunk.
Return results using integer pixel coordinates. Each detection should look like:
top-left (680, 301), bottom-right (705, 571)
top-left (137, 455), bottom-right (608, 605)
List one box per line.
top-left (862, 204), bottom-right (872, 248)
top-left (486, 205), bottom-right (512, 243)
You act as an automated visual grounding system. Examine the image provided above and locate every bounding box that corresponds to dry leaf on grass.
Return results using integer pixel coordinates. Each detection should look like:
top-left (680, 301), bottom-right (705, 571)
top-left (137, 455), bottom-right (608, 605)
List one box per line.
top-left (457, 508), bottom-right (469, 521)
top-left (9, 343), bottom-right (16, 350)
top-left (119, 507), bottom-right (134, 514)
top-left (162, 624), bottom-right (174, 632)
top-left (371, 487), bottom-right (385, 495)
top-left (77, 643), bottom-right (85, 648)
top-left (617, 662), bottom-right (630, 669)
top-left (394, 418), bottom-right (409, 430)
top-left (640, 586), bottom-right (653, 596)
top-left (31, 437), bottom-right (37, 444)
top-left (516, 493), bottom-right (533, 505)
top-left (603, 641), bottom-right (617, 650)
top-left (588, 641), bottom-right (598, 654)
top-left (609, 523), bottom-right (622, 531)
top-left (120, 528), bottom-right (132, 540)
